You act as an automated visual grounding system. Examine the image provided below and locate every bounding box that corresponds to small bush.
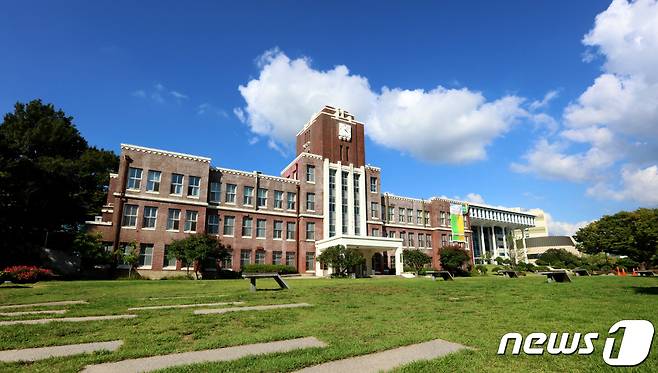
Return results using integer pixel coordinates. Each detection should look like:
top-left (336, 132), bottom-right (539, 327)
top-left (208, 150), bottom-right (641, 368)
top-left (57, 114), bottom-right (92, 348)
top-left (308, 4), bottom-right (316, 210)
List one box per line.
top-left (241, 264), bottom-right (297, 274)
top-left (3, 266), bottom-right (54, 284)
top-left (491, 266), bottom-right (503, 273)
top-left (533, 265), bottom-right (549, 272)
top-left (474, 264), bottom-right (488, 275)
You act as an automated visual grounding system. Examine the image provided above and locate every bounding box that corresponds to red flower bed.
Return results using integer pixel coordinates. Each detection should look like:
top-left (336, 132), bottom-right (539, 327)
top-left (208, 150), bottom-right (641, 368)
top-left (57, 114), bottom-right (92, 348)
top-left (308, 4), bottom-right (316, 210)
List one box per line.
top-left (2, 266), bottom-right (54, 284)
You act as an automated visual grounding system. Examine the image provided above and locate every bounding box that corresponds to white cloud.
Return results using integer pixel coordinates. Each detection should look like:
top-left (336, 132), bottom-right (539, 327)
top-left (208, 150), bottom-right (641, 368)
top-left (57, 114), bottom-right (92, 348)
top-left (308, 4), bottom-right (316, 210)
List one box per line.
top-left (170, 90), bottom-right (188, 100)
top-left (587, 164), bottom-right (658, 205)
top-left (529, 90), bottom-right (559, 111)
top-left (132, 83), bottom-right (189, 104)
top-left (549, 219), bottom-right (591, 236)
top-left (465, 193), bottom-right (485, 204)
top-left (237, 49), bottom-right (528, 161)
top-left (514, 0), bottom-right (658, 206)
top-left (198, 103), bottom-right (228, 117)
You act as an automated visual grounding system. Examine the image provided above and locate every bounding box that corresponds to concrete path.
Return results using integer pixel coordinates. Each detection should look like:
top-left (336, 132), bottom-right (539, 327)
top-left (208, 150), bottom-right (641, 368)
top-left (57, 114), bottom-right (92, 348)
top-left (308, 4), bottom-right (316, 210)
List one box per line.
top-left (194, 303), bottom-right (312, 315)
top-left (0, 340), bottom-right (123, 362)
top-left (128, 302), bottom-right (243, 311)
top-left (0, 300), bottom-right (87, 309)
top-left (145, 294), bottom-right (225, 300)
top-left (81, 337), bottom-right (326, 373)
top-left (0, 310), bottom-right (67, 317)
top-left (293, 339), bottom-right (468, 373)
top-left (0, 314), bottom-right (136, 326)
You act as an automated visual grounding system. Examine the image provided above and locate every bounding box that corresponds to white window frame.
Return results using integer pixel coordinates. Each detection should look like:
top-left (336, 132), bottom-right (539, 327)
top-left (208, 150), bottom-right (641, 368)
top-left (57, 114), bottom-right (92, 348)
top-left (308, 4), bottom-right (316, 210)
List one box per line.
top-left (142, 206), bottom-right (158, 229)
top-left (146, 170), bottom-right (161, 193)
top-left (225, 183), bottom-right (236, 204)
top-left (170, 173), bottom-right (184, 195)
top-left (122, 204), bottom-right (139, 228)
top-left (166, 208), bottom-right (180, 231)
top-left (127, 167), bottom-right (142, 190)
top-left (187, 176), bottom-right (201, 198)
top-left (223, 216), bottom-right (235, 236)
top-left (184, 210), bottom-right (198, 232)
top-left (243, 186), bottom-right (254, 206)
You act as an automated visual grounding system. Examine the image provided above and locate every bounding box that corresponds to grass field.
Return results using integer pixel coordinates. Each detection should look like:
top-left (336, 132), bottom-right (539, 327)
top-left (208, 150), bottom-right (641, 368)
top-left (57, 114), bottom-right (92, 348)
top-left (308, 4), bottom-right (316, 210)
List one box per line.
top-left (0, 274), bottom-right (656, 372)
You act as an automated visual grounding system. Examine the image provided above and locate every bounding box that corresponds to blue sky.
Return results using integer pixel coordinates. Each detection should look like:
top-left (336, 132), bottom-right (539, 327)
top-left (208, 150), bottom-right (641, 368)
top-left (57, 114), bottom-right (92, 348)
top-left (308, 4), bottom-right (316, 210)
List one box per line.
top-left (3, 0), bottom-right (658, 234)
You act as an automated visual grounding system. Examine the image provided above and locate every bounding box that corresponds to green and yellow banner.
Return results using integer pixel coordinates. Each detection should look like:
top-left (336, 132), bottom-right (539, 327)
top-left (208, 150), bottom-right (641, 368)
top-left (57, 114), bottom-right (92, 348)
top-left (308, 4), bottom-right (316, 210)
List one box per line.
top-left (450, 203), bottom-right (468, 242)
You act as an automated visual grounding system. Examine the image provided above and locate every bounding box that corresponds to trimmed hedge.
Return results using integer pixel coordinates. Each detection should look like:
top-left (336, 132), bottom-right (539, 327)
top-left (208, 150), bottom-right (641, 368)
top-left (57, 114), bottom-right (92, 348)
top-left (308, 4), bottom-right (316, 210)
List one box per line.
top-left (241, 264), bottom-right (297, 274)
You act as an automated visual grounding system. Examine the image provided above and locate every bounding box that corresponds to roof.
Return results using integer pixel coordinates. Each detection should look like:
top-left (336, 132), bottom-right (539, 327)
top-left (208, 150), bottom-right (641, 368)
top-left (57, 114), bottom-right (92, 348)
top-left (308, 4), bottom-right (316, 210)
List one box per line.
top-left (516, 236), bottom-right (575, 248)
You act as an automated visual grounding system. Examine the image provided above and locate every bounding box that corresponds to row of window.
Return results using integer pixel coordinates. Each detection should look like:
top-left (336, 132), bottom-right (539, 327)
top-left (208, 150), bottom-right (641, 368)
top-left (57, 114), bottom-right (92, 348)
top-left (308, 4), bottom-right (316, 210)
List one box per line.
top-left (470, 207), bottom-right (533, 225)
top-left (128, 167), bottom-right (201, 197)
top-left (216, 184), bottom-right (303, 210)
top-left (383, 206), bottom-right (431, 225)
top-left (121, 204), bottom-right (317, 240)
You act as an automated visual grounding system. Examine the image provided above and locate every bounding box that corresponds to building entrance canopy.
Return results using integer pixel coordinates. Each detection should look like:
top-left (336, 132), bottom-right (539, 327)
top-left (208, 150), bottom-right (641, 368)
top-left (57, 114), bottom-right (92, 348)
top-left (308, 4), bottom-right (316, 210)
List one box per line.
top-left (315, 235), bottom-right (403, 276)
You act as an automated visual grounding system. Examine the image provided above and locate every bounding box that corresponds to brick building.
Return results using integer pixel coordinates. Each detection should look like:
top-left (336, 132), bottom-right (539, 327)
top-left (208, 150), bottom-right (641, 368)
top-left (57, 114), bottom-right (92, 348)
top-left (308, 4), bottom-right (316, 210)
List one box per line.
top-left (88, 105), bottom-right (535, 278)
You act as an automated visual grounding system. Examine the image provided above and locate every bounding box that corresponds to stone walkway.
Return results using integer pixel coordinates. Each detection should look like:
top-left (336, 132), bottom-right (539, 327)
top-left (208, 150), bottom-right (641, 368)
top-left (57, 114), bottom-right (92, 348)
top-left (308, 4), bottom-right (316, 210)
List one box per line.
top-left (145, 294), bottom-right (226, 300)
top-left (194, 303), bottom-right (312, 315)
top-left (0, 310), bottom-right (67, 317)
top-left (293, 339), bottom-right (468, 373)
top-left (128, 302), bottom-right (243, 311)
top-left (0, 340), bottom-right (123, 362)
top-left (0, 314), bottom-right (136, 326)
top-left (0, 300), bottom-right (87, 310)
top-left (81, 337), bottom-right (326, 373)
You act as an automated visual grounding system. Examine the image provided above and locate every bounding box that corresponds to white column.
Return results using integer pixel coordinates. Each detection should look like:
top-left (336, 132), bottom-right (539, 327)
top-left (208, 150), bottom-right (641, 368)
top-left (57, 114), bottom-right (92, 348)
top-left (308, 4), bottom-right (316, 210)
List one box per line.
top-left (490, 225), bottom-right (497, 260)
top-left (322, 158), bottom-right (330, 239)
top-left (347, 164), bottom-right (355, 235)
top-left (335, 162), bottom-right (343, 237)
top-left (358, 167), bottom-right (367, 236)
top-left (395, 246), bottom-right (403, 276)
top-left (479, 225), bottom-right (485, 262)
top-left (502, 226), bottom-right (508, 258)
top-left (315, 246), bottom-right (323, 277)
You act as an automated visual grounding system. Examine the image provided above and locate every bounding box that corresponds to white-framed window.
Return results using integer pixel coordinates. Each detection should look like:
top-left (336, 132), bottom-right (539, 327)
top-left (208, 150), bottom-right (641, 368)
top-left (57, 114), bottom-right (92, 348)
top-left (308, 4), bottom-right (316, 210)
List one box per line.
top-left (170, 173), bottom-right (184, 195)
top-left (306, 165), bottom-right (315, 183)
top-left (223, 216), bottom-right (235, 236)
top-left (388, 231), bottom-right (396, 238)
top-left (287, 192), bottom-right (296, 210)
top-left (221, 252), bottom-right (232, 269)
top-left (400, 232), bottom-right (406, 246)
top-left (441, 234), bottom-right (448, 247)
top-left (387, 206), bottom-right (394, 222)
top-left (440, 211), bottom-right (447, 226)
top-left (369, 176), bottom-right (377, 192)
top-left (188, 176), bottom-right (200, 197)
top-left (127, 167), bottom-right (142, 190)
top-left (164, 245), bottom-right (177, 268)
top-left (372, 228), bottom-right (380, 237)
top-left (242, 217), bottom-right (252, 237)
top-left (240, 250), bottom-right (251, 268)
top-left (273, 220), bottom-right (283, 239)
top-left (225, 184), bottom-right (236, 203)
top-left (407, 209), bottom-right (413, 223)
top-left (370, 202), bottom-right (379, 219)
top-left (286, 222), bottom-right (296, 240)
top-left (306, 222), bottom-right (315, 241)
top-left (305, 252), bottom-right (315, 271)
top-left (286, 252), bottom-right (295, 267)
top-left (408, 233), bottom-right (415, 246)
top-left (146, 170), bottom-right (161, 192)
top-left (255, 250), bottom-right (265, 264)
top-left (273, 251), bottom-right (282, 265)
top-left (399, 208), bottom-right (405, 223)
top-left (138, 244), bottom-right (153, 267)
top-left (184, 210), bottom-right (198, 232)
top-left (142, 206), bottom-right (158, 229)
top-left (417, 210), bottom-right (423, 225)
top-left (274, 190), bottom-right (283, 208)
top-left (209, 182), bottom-right (221, 203)
top-left (243, 186), bottom-right (254, 205)
top-left (257, 188), bottom-right (267, 207)
top-left (424, 211), bottom-right (430, 225)
top-left (167, 209), bottom-right (180, 231)
top-left (427, 234), bottom-right (432, 247)
top-left (122, 204), bottom-right (138, 227)
top-left (419, 234), bottom-right (425, 247)
top-left (207, 214), bottom-right (219, 234)
top-left (256, 219), bottom-right (266, 238)
top-left (306, 193), bottom-right (315, 211)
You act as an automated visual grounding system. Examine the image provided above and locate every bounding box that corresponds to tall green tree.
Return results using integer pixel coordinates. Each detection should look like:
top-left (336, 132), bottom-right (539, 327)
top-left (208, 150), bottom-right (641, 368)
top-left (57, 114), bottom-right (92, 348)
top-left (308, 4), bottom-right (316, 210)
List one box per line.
top-left (167, 234), bottom-right (231, 279)
top-left (439, 244), bottom-right (471, 274)
top-left (316, 245), bottom-right (365, 277)
top-left (0, 100), bottom-right (118, 265)
top-left (574, 208), bottom-right (658, 269)
top-left (402, 249), bottom-right (431, 274)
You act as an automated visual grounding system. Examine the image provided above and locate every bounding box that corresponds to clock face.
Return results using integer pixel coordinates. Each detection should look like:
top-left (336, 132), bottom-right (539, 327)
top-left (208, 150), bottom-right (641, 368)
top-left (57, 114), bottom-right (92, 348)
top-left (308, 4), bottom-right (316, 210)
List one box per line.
top-left (338, 122), bottom-right (352, 141)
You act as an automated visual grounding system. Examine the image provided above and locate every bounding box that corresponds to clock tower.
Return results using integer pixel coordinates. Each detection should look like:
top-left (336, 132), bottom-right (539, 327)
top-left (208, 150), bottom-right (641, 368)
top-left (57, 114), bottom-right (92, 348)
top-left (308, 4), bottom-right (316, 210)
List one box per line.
top-left (295, 106), bottom-right (366, 167)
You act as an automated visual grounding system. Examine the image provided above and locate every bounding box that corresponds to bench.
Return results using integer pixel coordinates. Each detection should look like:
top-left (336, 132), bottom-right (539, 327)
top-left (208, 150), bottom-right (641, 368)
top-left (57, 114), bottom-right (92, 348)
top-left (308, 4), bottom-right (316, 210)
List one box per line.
top-left (242, 272), bottom-right (290, 292)
top-left (637, 270), bottom-right (655, 277)
top-left (572, 268), bottom-right (590, 276)
top-left (427, 271), bottom-right (454, 281)
top-left (540, 270), bottom-right (572, 283)
top-left (501, 270), bottom-right (519, 278)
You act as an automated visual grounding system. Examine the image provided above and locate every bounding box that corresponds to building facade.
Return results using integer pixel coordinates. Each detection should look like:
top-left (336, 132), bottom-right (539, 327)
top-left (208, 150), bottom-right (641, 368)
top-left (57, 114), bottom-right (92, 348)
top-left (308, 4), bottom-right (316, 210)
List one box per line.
top-left (88, 106), bottom-right (536, 278)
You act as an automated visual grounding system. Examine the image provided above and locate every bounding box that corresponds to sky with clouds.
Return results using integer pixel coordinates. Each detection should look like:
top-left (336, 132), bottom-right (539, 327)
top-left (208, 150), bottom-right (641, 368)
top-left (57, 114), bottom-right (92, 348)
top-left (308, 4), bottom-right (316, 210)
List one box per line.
top-left (2, 0), bottom-right (657, 236)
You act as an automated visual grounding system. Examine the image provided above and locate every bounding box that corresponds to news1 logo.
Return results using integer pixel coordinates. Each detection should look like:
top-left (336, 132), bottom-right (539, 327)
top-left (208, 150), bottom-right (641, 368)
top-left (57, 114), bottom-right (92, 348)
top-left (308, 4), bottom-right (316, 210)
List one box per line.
top-left (497, 320), bottom-right (654, 366)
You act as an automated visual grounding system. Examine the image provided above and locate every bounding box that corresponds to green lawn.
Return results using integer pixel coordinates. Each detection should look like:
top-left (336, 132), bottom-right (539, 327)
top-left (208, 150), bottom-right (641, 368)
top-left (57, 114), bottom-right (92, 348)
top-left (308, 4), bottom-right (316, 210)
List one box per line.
top-left (0, 275), bottom-right (656, 372)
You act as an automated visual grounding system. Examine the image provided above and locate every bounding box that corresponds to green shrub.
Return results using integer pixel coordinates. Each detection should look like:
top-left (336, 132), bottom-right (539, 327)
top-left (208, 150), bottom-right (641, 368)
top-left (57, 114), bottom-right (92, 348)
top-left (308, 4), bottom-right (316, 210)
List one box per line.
top-left (491, 266), bottom-right (503, 273)
top-left (474, 264), bottom-right (488, 275)
top-left (534, 265), bottom-right (549, 272)
top-left (241, 264), bottom-right (297, 274)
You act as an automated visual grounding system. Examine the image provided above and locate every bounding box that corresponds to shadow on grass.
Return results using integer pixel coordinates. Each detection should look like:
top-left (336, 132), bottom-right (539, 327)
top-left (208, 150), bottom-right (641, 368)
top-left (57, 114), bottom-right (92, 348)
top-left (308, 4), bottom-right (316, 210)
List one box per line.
top-left (629, 286), bottom-right (658, 295)
top-left (0, 285), bottom-right (33, 289)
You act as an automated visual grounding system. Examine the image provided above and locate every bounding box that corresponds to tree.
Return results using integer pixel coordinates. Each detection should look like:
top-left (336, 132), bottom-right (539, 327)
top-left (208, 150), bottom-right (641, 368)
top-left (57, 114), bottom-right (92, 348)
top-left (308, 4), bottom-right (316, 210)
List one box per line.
top-left (0, 100), bottom-right (118, 266)
top-left (167, 234), bottom-right (231, 279)
top-left (575, 208), bottom-right (658, 269)
top-left (72, 231), bottom-right (112, 270)
top-left (440, 244), bottom-right (471, 275)
top-left (535, 248), bottom-right (581, 269)
top-left (403, 249), bottom-right (431, 274)
top-left (316, 245), bottom-right (365, 277)
top-left (120, 241), bottom-right (139, 279)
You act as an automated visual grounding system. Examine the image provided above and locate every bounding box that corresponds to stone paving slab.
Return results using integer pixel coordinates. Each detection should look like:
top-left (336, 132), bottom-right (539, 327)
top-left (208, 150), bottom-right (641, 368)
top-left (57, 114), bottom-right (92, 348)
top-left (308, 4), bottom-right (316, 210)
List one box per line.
top-left (0, 310), bottom-right (67, 317)
top-left (0, 300), bottom-right (87, 310)
top-left (81, 337), bottom-right (326, 373)
top-left (293, 339), bottom-right (468, 373)
top-left (194, 303), bottom-right (312, 315)
top-left (0, 314), bottom-right (136, 326)
top-left (145, 294), bottom-right (226, 300)
top-left (0, 340), bottom-right (123, 362)
top-left (128, 301), bottom-right (243, 311)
